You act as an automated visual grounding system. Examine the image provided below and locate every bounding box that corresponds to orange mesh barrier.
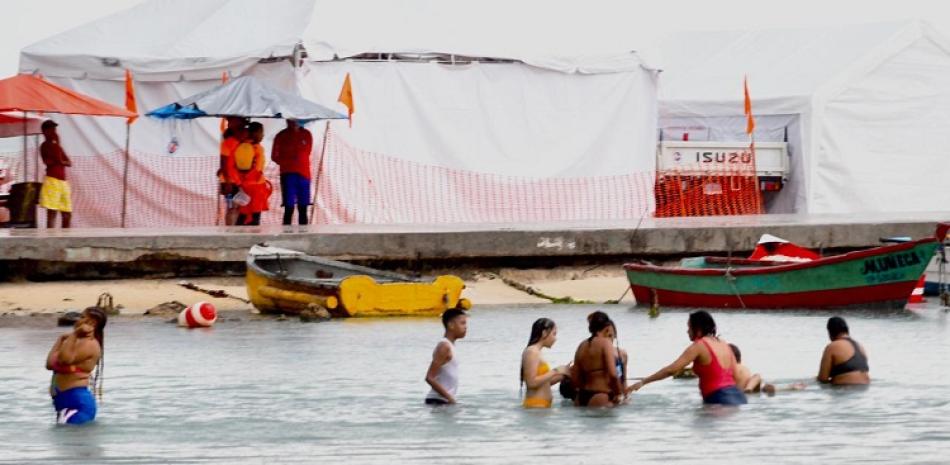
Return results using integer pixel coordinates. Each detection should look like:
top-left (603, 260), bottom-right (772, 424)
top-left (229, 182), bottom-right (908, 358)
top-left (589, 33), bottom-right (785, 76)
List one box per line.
top-left (1, 131), bottom-right (767, 226)
top-left (1, 130), bottom-right (661, 227)
top-left (654, 170), bottom-right (764, 217)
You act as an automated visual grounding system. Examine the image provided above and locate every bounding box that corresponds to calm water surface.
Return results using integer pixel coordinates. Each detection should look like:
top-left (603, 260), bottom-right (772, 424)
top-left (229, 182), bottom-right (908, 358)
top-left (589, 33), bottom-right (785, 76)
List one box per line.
top-left (2, 305), bottom-right (949, 464)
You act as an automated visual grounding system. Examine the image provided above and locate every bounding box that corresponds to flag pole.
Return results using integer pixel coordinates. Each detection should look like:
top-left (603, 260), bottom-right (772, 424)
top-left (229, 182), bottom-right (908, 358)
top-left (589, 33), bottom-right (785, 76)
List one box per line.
top-left (308, 120), bottom-right (331, 224)
top-left (121, 124), bottom-right (130, 228)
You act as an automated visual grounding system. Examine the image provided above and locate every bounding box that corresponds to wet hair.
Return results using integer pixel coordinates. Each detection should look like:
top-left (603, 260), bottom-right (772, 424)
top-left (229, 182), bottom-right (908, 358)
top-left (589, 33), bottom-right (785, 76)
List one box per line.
top-left (587, 311), bottom-right (612, 340)
top-left (827, 316), bottom-right (849, 339)
top-left (527, 318), bottom-right (556, 347)
top-left (441, 308), bottom-right (467, 329)
top-left (521, 318), bottom-right (556, 388)
top-left (83, 306), bottom-right (108, 400)
top-left (688, 311), bottom-right (717, 338)
top-left (559, 374), bottom-right (577, 400)
top-left (729, 343), bottom-right (742, 363)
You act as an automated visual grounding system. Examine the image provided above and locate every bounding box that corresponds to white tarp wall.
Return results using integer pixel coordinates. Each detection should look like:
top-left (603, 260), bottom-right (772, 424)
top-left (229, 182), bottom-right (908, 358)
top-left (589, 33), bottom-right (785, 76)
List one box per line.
top-left (660, 21), bottom-right (950, 214)
top-left (300, 61), bottom-right (657, 178)
top-left (17, 0), bottom-right (660, 226)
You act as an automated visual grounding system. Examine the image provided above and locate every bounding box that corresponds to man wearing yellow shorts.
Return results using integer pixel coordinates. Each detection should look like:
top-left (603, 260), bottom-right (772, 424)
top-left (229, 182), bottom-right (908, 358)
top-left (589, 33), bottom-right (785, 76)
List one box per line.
top-left (39, 120), bottom-right (72, 228)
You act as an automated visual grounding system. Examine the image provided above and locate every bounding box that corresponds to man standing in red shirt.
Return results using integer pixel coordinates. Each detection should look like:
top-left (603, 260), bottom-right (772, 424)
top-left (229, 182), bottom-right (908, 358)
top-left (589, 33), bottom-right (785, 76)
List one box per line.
top-left (271, 119), bottom-right (313, 225)
top-left (38, 120), bottom-right (72, 228)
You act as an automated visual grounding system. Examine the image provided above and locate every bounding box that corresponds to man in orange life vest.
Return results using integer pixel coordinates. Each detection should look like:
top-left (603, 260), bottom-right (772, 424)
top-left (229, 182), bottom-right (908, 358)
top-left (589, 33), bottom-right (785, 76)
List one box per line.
top-left (218, 117), bottom-right (248, 225)
top-left (271, 119), bottom-right (313, 225)
top-left (228, 122), bottom-right (270, 225)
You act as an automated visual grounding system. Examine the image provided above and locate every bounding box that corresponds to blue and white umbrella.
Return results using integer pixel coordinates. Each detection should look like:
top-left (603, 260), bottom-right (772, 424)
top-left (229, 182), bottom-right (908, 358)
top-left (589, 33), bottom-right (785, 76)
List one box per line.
top-left (147, 76), bottom-right (346, 122)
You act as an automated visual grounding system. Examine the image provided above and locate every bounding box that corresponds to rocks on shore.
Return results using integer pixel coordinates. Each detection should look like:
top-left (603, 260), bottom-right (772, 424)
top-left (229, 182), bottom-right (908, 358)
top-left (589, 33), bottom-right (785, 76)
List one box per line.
top-left (145, 301), bottom-right (187, 317)
top-left (299, 305), bottom-right (331, 323)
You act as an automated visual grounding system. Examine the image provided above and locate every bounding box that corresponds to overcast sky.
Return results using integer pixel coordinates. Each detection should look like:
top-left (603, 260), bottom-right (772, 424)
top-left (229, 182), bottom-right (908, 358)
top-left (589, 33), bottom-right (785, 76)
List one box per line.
top-left (2, 0), bottom-right (949, 76)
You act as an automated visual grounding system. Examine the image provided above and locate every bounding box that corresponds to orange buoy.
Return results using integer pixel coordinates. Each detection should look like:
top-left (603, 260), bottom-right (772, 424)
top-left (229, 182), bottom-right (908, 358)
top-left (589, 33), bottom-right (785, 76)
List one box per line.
top-left (178, 301), bottom-right (217, 328)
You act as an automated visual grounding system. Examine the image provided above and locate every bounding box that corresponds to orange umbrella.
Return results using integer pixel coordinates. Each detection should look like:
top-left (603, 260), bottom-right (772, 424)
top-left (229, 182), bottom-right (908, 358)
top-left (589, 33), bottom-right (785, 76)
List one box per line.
top-left (0, 74), bottom-right (135, 117)
top-left (0, 75), bottom-right (136, 227)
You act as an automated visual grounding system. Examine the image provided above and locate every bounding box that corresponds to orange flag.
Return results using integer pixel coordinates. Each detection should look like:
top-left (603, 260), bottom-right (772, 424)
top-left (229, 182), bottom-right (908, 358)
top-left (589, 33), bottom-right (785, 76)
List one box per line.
top-left (124, 69), bottom-right (138, 124)
top-left (219, 72), bottom-right (230, 133)
top-left (743, 75), bottom-right (755, 136)
top-left (338, 72), bottom-right (354, 127)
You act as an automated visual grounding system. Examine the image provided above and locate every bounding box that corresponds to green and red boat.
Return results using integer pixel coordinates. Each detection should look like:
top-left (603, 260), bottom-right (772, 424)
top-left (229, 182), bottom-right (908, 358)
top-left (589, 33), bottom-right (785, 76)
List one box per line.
top-left (624, 224), bottom-right (948, 310)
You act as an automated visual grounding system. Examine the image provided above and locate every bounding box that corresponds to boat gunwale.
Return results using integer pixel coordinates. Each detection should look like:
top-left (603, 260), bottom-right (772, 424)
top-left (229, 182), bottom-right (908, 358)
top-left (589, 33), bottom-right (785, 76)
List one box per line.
top-left (247, 246), bottom-right (421, 286)
top-left (623, 237), bottom-right (937, 277)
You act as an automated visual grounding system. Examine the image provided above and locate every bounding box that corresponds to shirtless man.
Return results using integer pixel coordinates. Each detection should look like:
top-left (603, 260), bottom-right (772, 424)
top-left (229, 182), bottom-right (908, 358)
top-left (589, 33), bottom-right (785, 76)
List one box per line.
top-left (425, 309), bottom-right (468, 405)
top-left (571, 311), bottom-right (622, 407)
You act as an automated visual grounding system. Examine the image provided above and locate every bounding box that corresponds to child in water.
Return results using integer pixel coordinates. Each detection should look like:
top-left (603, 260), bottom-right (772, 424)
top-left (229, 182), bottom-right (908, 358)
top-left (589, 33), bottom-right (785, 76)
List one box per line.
top-left (730, 343), bottom-right (806, 395)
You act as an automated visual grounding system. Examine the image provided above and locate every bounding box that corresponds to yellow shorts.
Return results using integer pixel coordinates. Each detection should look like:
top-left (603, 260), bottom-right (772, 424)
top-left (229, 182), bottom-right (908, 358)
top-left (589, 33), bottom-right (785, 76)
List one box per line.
top-left (523, 397), bottom-right (552, 409)
top-left (39, 176), bottom-right (72, 213)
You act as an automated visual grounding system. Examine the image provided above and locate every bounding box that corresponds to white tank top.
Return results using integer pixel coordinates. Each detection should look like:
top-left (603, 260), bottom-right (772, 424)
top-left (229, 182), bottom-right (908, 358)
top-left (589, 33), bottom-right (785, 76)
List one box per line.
top-left (426, 338), bottom-right (458, 402)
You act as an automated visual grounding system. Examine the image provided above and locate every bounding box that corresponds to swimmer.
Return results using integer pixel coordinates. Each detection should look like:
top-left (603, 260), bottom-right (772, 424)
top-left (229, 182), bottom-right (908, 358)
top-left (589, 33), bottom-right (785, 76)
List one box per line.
top-left (729, 343), bottom-right (783, 396)
top-left (425, 309), bottom-right (468, 405)
top-left (629, 311), bottom-right (747, 405)
top-left (46, 306), bottom-right (107, 425)
top-left (571, 311), bottom-right (623, 407)
top-left (817, 316), bottom-right (870, 386)
top-left (520, 318), bottom-right (569, 409)
top-left (606, 321), bottom-right (630, 400)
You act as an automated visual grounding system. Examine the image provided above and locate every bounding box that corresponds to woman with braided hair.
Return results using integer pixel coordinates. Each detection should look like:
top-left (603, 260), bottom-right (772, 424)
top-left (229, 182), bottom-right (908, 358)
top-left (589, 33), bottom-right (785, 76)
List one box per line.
top-left (46, 306), bottom-right (107, 425)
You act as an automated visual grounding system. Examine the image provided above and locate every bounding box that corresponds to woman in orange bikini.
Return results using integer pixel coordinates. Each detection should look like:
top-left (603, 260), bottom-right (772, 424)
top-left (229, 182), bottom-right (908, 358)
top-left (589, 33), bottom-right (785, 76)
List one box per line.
top-left (520, 318), bottom-right (569, 408)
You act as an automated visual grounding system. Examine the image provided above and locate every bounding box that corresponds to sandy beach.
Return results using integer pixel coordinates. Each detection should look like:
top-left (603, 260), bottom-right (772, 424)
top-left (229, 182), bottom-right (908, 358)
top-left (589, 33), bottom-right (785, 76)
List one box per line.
top-left (0, 266), bottom-right (636, 316)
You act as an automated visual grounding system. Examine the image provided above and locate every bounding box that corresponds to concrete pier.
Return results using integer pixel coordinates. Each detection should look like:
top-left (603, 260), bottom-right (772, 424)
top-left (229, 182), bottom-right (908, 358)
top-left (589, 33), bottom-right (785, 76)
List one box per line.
top-left (1, 213), bottom-right (947, 265)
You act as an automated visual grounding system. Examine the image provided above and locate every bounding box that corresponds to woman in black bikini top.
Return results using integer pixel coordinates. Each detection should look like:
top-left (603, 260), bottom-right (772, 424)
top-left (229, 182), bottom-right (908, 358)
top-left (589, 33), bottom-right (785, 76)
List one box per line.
top-left (817, 316), bottom-right (870, 385)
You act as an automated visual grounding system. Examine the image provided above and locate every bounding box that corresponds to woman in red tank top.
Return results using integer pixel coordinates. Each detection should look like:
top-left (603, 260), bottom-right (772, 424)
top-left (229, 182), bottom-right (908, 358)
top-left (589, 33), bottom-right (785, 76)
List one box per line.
top-left (628, 311), bottom-right (747, 405)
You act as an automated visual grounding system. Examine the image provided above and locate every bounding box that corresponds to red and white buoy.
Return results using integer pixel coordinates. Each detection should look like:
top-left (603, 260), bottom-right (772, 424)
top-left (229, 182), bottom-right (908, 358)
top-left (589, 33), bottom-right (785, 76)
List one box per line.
top-left (178, 301), bottom-right (217, 328)
top-left (908, 274), bottom-right (926, 304)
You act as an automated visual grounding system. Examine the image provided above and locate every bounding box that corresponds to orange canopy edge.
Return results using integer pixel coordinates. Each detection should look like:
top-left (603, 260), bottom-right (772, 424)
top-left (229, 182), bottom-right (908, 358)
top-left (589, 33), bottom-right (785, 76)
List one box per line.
top-left (0, 74), bottom-right (136, 118)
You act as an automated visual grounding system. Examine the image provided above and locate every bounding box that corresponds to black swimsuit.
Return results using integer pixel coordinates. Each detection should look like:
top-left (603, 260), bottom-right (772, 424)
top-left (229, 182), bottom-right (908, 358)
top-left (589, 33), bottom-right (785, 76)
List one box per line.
top-left (829, 338), bottom-right (869, 378)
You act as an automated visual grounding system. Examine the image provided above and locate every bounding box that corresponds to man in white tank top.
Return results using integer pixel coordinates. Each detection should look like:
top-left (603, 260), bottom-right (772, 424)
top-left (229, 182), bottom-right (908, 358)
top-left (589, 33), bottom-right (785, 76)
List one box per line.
top-left (425, 309), bottom-right (468, 405)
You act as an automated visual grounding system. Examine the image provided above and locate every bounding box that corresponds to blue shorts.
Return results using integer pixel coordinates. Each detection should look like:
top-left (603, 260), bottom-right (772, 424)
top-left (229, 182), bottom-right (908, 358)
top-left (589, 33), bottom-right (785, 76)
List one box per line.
top-left (280, 173), bottom-right (311, 207)
top-left (703, 386), bottom-right (748, 405)
top-left (52, 386), bottom-right (97, 425)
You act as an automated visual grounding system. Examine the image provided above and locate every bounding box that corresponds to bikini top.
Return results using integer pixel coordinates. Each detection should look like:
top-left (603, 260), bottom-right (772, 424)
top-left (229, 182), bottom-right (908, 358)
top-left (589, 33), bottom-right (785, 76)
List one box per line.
top-left (50, 358), bottom-right (89, 376)
top-left (537, 360), bottom-right (550, 376)
top-left (829, 338), bottom-right (869, 378)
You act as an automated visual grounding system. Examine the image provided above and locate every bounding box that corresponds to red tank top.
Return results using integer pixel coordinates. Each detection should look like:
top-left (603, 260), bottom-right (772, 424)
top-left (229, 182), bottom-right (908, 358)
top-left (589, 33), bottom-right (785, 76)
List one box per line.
top-left (692, 338), bottom-right (737, 397)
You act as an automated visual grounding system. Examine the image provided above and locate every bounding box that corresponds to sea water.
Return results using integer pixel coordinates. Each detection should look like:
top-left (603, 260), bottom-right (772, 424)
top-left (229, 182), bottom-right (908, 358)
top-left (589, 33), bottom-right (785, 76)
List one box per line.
top-left (1, 305), bottom-right (949, 464)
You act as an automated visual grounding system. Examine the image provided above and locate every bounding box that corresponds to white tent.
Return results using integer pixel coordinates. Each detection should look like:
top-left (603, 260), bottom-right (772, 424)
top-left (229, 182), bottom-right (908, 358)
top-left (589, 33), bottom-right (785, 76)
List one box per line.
top-left (659, 20), bottom-right (950, 214)
top-left (18, 0), bottom-right (659, 227)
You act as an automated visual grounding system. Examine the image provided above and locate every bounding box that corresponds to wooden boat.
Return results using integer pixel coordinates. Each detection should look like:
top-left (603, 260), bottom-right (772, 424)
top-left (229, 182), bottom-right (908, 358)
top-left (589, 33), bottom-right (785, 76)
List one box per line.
top-left (246, 245), bottom-right (471, 317)
top-left (624, 226), bottom-right (946, 310)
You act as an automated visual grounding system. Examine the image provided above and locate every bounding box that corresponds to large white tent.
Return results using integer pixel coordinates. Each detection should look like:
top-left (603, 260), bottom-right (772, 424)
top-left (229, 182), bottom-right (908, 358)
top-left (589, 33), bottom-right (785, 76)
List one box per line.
top-left (659, 20), bottom-right (950, 214)
top-left (18, 0), bottom-right (659, 227)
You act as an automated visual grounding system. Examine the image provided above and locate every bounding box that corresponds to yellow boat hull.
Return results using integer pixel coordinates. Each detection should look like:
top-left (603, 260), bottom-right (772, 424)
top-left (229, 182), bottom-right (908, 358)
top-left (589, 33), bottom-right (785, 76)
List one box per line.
top-left (246, 262), bottom-right (470, 317)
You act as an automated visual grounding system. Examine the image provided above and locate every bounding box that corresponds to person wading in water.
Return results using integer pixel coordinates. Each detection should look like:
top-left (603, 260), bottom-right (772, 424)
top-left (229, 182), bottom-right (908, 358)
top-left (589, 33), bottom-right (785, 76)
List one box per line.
top-left (46, 306), bottom-right (107, 425)
top-left (425, 309), bottom-right (468, 405)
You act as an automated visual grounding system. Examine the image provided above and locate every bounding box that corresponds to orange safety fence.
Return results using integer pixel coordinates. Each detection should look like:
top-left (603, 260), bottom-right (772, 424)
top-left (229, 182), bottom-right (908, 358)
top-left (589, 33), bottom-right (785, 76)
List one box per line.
top-left (1, 130), bottom-right (766, 227)
top-left (654, 170), bottom-right (764, 217)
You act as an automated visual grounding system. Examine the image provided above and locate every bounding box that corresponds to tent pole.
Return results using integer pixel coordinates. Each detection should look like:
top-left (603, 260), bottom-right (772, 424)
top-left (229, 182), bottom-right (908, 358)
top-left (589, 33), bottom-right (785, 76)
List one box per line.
top-left (22, 112), bottom-right (28, 183)
top-left (121, 124), bottom-right (131, 228)
top-left (34, 135), bottom-right (39, 182)
top-left (308, 120), bottom-right (331, 224)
